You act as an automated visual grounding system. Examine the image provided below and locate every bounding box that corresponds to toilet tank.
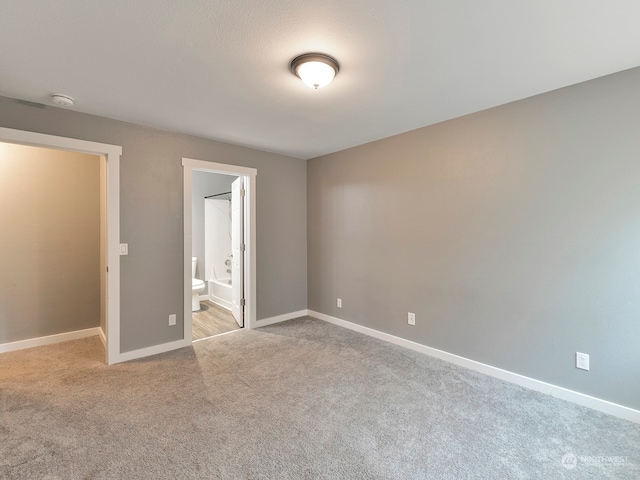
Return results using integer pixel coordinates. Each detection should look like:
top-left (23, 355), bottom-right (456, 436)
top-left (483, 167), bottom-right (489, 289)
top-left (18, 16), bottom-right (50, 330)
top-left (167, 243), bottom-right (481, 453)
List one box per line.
top-left (191, 257), bottom-right (197, 278)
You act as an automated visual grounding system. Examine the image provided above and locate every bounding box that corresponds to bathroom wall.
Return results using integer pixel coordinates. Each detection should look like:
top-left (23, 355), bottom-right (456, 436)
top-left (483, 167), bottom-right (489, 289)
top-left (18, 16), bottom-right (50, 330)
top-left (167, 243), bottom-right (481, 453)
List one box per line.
top-left (0, 142), bottom-right (100, 343)
top-left (308, 66), bottom-right (640, 410)
top-left (192, 171), bottom-right (236, 294)
top-left (0, 94), bottom-right (308, 353)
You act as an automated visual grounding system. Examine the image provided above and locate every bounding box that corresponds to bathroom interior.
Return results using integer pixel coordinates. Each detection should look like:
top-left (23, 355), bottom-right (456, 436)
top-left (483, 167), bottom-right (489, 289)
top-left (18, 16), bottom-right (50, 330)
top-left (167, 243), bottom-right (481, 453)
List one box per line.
top-left (191, 170), bottom-right (242, 340)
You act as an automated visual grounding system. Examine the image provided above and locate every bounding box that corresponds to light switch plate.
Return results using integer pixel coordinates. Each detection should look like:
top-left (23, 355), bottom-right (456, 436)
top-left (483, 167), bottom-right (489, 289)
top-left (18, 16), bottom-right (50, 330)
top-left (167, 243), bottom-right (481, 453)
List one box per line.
top-left (119, 243), bottom-right (128, 255)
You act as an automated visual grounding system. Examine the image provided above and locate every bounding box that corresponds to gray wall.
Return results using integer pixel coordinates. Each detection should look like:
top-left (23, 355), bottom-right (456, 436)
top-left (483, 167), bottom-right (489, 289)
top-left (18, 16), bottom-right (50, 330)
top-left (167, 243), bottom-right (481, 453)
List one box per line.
top-left (192, 171), bottom-right (237, 294)
top-left (0, 143), bottom-right (100, 343)
top-left (307, 67), bottom-right (640, 410)
top-left (0, 95), bottom-right (307, 353)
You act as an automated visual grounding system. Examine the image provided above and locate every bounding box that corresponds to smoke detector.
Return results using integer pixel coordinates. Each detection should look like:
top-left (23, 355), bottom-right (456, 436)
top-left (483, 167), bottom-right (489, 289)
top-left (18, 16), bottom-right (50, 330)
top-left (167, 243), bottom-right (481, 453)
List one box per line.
top-left (51, 94), bottom-right (74, 107)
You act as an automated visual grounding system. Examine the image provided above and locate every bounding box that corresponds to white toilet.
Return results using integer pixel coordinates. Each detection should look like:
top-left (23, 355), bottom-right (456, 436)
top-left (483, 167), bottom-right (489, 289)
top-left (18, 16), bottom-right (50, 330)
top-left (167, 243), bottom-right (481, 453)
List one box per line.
top-left (192, 257), bottom-right (206, 312)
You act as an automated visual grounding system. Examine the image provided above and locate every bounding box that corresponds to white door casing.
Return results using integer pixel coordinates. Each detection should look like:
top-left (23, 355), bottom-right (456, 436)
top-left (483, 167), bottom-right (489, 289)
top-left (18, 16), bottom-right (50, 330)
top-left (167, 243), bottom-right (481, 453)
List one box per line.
top-left (231, 177), bottom-right (244, 327)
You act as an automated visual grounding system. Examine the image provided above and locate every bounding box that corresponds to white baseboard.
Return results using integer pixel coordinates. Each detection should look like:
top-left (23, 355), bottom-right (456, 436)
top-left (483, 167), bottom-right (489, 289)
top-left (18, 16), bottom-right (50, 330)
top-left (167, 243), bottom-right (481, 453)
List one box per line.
top-left (98, 327), bottom-right (107, 348)
top-left (307, 310), bottom-right (640, 424)
top-left (201, 295), bottom-right (232, 311)
top-left (0, 327), bottom-right (102, 354)
top-left (206, 294), bottom-right (233, 311)
top-left (116, 339), bottom-right (192, 364)
top-left (255, 309), bottom-right (309, 328)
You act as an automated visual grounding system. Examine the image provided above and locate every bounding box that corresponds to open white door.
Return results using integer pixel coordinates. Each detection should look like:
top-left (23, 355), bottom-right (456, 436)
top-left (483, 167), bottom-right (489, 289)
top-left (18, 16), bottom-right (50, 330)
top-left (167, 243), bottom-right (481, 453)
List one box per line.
top-left (231, 177), bottom-right (244, 327)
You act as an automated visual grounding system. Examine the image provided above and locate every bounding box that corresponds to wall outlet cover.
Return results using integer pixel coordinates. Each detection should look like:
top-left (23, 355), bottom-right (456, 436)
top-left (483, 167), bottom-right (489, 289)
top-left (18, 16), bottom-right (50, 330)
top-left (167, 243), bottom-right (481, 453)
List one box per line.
top-left (576, 352), bottom-right (589, 371)
top-left (169, 314), bottom-right (177, 326)
top-left (408, 312), bottom-right (416, 326)
top-left (337, 298), bottom-right (342, 308)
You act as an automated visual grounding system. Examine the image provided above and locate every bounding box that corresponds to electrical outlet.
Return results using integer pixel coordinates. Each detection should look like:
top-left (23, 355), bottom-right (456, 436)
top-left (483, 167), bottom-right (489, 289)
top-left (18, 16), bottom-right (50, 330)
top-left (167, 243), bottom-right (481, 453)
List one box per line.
top-left (337, 298), bottom-right (342, 308)
top-left (576, 352), bottom-right (589, 371)
top-left (408, 312), bottom-right (415, 326)
top-left (169, 314), bottom-right (176, 326)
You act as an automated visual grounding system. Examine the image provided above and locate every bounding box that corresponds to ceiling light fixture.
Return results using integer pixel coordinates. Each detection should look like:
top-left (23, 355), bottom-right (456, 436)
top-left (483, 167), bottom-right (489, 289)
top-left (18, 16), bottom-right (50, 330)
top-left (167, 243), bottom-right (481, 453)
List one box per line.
top-left (289, 53), bottom-right (340, 89)
top-left (51, 94), bottom-right (74, 107)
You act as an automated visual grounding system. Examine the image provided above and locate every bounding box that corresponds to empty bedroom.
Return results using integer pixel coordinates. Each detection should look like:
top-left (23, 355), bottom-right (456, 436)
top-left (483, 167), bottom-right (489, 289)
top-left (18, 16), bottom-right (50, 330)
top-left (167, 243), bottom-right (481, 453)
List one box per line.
top-left (0, 1), bottom-right (638, 478)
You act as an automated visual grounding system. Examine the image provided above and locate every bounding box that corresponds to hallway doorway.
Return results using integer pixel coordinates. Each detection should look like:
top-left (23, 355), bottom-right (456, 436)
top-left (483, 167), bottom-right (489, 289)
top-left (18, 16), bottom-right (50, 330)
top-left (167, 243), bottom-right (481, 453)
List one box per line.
top-left (0, 127), bottom-right (121, 364)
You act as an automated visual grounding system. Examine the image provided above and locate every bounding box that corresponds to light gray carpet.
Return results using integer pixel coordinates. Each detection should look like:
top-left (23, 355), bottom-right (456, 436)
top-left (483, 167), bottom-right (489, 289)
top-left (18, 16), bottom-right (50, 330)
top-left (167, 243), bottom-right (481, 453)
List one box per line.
top-left (1, 317), bottom-right (638, 479)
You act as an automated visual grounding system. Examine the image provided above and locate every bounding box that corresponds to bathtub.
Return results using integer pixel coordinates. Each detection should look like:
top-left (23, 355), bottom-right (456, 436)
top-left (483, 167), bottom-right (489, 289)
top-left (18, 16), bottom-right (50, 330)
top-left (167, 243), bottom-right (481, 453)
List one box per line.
top-left (208, 276), bottom-right (232, 310)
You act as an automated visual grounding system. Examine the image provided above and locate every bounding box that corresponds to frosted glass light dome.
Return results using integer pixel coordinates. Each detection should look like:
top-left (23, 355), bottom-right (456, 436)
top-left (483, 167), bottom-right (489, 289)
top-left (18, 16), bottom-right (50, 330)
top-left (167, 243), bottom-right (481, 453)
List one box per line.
top-left (290, 53), bottom-right (340, 89)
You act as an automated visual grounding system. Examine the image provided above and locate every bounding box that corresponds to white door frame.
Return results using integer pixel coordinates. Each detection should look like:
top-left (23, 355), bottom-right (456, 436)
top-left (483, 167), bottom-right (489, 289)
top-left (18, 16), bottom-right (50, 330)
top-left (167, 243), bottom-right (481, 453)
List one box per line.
top-left (182, 158), bottom-right (257, 342)
top-left (0, 127), bottom-right (122, 364)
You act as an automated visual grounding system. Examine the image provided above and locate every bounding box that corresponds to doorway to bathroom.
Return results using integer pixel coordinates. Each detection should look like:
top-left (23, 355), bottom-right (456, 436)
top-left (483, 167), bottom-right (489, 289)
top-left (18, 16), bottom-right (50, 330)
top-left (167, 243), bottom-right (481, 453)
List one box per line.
top-left (192, 172), bottom-right (242, 339)
top-left (182, 158), bottom-right (257, 343)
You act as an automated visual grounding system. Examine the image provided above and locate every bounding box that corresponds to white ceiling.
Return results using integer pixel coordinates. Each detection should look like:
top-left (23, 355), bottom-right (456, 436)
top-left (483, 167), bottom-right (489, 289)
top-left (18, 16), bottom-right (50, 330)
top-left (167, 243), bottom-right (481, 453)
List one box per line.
top-left (1, 1), bottom-right (639, 159)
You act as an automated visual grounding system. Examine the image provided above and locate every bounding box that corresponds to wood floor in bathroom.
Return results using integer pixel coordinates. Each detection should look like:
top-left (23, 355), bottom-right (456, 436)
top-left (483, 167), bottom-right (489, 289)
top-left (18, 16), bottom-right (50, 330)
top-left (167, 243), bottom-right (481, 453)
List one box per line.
top-left (192, 300), bottom-right (241, 340)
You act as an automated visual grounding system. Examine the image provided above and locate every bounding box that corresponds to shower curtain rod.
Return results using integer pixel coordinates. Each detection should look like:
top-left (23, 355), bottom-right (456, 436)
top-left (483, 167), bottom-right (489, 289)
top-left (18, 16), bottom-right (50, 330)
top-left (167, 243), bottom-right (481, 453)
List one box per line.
top-left (204, 191), bottom-right (231, 199)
